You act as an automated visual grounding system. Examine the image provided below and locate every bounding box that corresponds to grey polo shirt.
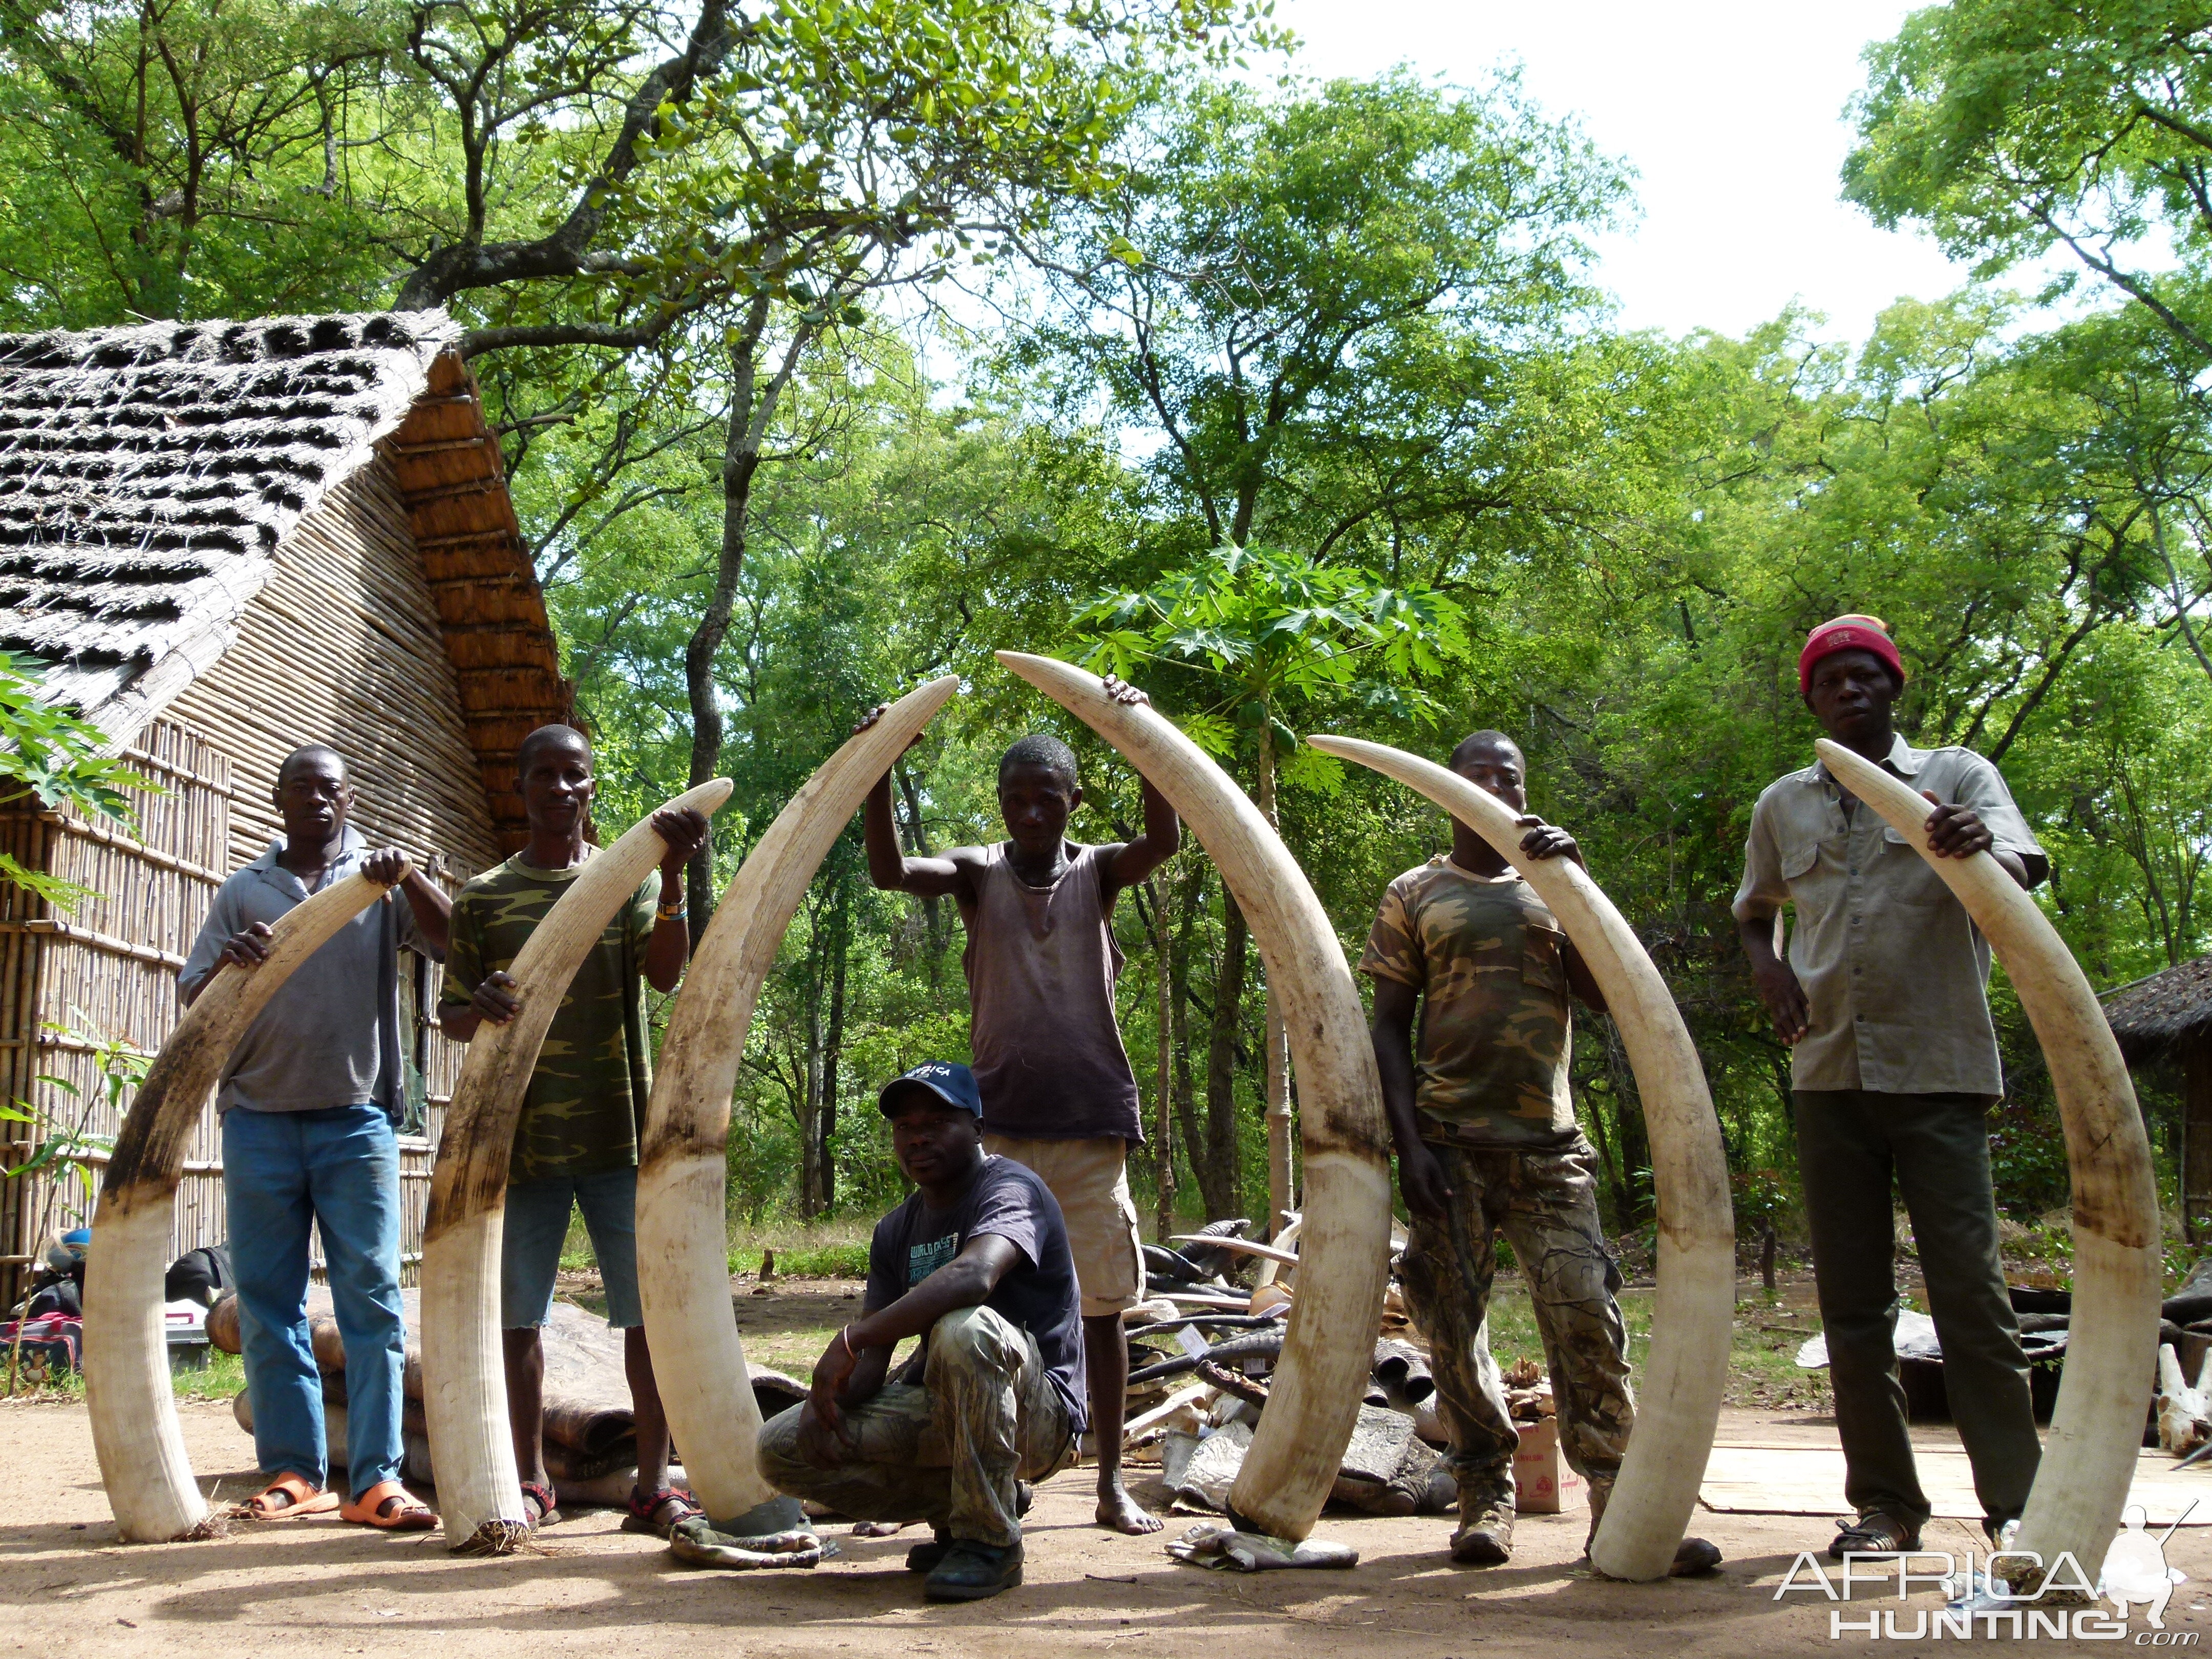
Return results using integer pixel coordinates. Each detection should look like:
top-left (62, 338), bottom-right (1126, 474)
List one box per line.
top-left (1732, 735), bottom-right (2043, 1097)
top-left (179, 825), bottom-right (432, 1117)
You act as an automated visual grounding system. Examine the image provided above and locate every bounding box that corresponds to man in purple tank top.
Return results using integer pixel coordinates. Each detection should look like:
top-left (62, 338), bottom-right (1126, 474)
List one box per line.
top-left (859, 678), bottom-right (1180, 1534)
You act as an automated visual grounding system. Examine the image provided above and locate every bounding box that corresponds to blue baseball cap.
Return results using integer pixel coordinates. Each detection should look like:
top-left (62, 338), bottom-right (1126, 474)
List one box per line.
top-left (878, 1060), bottom-right (983, 1119)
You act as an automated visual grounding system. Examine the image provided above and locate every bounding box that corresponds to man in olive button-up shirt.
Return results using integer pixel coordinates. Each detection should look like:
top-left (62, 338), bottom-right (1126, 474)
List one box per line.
top-left (1733, 615), bottom-right (2046, 1563)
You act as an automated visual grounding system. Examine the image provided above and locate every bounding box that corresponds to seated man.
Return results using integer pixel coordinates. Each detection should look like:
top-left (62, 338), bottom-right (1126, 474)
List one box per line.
top-left (757, 1061), bottom-right (1084, 1602)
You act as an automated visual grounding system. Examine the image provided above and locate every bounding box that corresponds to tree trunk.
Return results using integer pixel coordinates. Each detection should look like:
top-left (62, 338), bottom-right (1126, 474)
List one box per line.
top-left (797, 964), bottom-right (825, 1221)
top-left (1152, 869), bottom-right (1176, 1240)
top-left (1256, 720), bottom-right (1293, 1237)
top-left (683, 291), bottom-right (775, 940)
top-left (1203, 884), bottom-right (1249, 1222)
top-left (1171, 864), bottom-right (1218, 1217)
top-left (818, 884), bottom-right (848, 1216)
top-left (895, 760), bottom-right (946, 968)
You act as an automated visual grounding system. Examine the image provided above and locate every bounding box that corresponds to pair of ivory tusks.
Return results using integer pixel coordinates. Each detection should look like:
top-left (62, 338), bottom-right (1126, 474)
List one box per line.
top-left (636, 675), bottom-right (960, 1526)
top-left (1307, 735), bottom-right (1735, 1580)
top-left (1815, 740), bottom-right (2158, 1571)
top-left (420, 778), bottom-right (735, 1552)
top-left (1002, 654), bottom-right (1393, 1540)
top-left (88, 868), bottom-right (403, 1542)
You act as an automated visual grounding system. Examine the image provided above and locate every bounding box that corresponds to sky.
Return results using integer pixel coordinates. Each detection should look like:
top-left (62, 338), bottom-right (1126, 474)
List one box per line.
top-left (1271, 0), bottom-right (1968, 344)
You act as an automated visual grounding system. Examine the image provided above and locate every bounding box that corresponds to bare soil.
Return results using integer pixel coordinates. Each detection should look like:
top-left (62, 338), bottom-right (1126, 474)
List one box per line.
top-left (8, 1390), bottom-right (2209, 1659)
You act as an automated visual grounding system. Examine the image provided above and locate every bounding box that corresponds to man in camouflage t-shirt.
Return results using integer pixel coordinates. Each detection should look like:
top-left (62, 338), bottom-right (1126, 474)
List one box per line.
top-left (1364, 730), bottom-right (1717, 1575)
top-left (439, 725), bottom-right (707, 1537)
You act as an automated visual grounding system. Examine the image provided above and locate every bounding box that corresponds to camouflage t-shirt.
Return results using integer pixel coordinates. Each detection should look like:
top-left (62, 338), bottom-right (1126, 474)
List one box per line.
top-left (1359, 856), bottom-right (1578, 1151)
top-left (440, 853), bottom-right (660, 1182)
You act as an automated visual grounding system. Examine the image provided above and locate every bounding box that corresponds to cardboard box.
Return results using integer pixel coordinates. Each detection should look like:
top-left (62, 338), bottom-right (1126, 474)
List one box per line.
top-left (1513, 1416), bottom-right (1585, 1515)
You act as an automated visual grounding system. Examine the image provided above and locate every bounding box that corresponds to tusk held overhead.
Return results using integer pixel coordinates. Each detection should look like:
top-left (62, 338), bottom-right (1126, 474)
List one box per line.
top-left (1815, 739), bottom-right (2159, 1573)
top-left (637, 676), bottom-right (960, 1529)
top-left (997, 653), bottom-right (1391, 1542)
top-left (420, 778), bottom-right (734, 1554)
top-left (87, 868), bottom-right (405, 1544)
top-left (1306, 733), bottom-right (1735, 1581)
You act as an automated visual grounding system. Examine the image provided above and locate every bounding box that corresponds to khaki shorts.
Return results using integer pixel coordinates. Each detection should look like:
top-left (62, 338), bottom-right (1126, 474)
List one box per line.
top-left (983, 1134), bottom-right (1145, 1318)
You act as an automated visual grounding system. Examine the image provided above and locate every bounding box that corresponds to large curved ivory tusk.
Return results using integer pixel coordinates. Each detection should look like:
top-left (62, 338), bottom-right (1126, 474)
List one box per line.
top-left (421, 779), bottom-right (734, 1554)
top-left (636, 676), bottom-right (959, 1527)
top-left (1305, 734), bottom-right (1735, 1580)
top-left (1815, 739), bottom-right (2159, 1571)
top-left (997, 653), bottom-right (1391, 1541)
top-left (87, 869), bottom-right (402, 1542)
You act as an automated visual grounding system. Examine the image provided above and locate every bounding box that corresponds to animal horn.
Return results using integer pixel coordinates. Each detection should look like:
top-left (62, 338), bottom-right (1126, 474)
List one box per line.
top-left (1815, 739), bottom-right (2159, 1570)
top-left (420, 778), bottom-right (734, 1554)
top-left (87, 869), bottom-right (404, 1542)
top-left (998, 653), bottom-right (1391, 1541)
top-left (636, 676), bottom-right (960, 1528)
top-left (1305, 735), bottom-right (1736, 1579)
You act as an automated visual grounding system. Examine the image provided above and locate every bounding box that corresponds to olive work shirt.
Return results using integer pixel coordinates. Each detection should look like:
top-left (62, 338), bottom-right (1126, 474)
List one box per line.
top-left (1731, 735), bottom-right (2043, 1098)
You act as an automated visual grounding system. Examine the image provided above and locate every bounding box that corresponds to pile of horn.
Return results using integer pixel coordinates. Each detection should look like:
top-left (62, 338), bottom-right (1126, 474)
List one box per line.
top-left (82, 676), bottom-right (2157, 1583)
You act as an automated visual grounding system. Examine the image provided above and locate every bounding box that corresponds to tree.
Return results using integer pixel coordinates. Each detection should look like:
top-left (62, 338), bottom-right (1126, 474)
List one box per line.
top-left (1845, 1), bottom-right (2212, 365)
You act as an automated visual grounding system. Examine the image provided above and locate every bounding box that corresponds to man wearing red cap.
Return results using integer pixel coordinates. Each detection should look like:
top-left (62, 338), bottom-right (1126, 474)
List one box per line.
top-left (1733, 615), bottom-right (2048, 1561)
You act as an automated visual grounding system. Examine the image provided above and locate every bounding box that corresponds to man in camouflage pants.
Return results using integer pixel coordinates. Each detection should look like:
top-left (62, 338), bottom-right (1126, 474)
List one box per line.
top-left (440, 724), bottom-right (708, 1537)
top-left (1364, 730), bottom-right (1718, 1573)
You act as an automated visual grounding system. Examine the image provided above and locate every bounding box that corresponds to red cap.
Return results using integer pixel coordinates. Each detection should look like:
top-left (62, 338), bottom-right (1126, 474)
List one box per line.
top-left (1799, 614), bottom-right (1903, 696)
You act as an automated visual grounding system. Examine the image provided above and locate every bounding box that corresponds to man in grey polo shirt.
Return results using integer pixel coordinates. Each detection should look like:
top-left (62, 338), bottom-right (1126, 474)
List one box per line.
top-left (1734, 615), bottom-right (2047, 1561)
top-left (180, 743), bottom-right (450, 1528)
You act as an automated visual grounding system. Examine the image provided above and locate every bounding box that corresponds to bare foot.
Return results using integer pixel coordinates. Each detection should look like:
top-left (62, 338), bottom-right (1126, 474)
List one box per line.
top-left (1097, 1479), bottom-right (1162, 1535)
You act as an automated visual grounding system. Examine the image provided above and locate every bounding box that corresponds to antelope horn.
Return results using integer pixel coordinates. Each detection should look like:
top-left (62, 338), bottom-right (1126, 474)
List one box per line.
top-left (1305, 734), bottom-right (1735, 1579)
top-left (637, 675), bottom-right (959, 1530)
top-left (420, 779), bottom-right (734, 1554)
top-left (87, 868), bottom-right (403, 1542)
top-left (1815, 739), bottom-right (2158, 1570)
top-left (998, 653), bottom-right (1390, 1541)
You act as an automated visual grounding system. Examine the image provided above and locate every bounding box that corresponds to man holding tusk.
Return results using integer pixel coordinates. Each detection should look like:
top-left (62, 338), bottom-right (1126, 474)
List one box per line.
top-left (856, 681), bottom-right (1179, 1536)
top-left (437, 724), bottom-right (709, 1538)
top-left (1734, 614), bottom-right (2047, 1561)
top-left (757, 1060), bottom-right (1084, 1601)
top-left (180, 743), bottom-right (450, 1530)
top-left (1365, 729), bottom-right (1720, 1575)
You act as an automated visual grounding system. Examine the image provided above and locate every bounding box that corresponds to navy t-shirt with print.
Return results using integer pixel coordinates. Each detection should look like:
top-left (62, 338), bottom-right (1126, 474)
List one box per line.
top-left (863, 1154), bottom-right (1088, 1433)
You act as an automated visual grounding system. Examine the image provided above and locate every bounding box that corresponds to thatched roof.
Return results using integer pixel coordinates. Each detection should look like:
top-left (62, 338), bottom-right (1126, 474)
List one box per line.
top-left (0, 310), bottom-right (570, 850)
top-left (2103, 954), bottom-right (2212, 1062)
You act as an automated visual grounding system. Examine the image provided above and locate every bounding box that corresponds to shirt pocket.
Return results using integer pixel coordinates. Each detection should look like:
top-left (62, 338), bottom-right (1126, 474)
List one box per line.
top-left (1779, 836), bottom-right (1820, 882)
top-left (1522, 923), bottom-right (1569, 993)
top-left (1880, 824), bottom-right (1952, 905)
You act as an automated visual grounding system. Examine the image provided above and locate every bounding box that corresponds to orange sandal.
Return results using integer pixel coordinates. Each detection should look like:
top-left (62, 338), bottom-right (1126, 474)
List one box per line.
top-left (243, 1473), bottom-right (339, 1520)
top-left (339, 1480), bottom-right (436, 1531)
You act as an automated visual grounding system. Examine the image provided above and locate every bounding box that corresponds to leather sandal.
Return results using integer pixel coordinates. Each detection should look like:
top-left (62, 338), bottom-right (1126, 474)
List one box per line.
top-left (243, 1472), bottom-right (339, 1520)
top-left (622, 1486), bottom-right (703, 1538)
top-left (339, 1480), bottom-right (436, 1530)
top-left (1829, 1512), bottom-right (1920, 1559)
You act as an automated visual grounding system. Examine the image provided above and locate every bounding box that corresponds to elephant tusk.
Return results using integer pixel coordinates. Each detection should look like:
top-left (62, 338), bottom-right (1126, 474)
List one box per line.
top-left (998, 654), bottom-right (1391, 1542)
top-left (636, 676), bottom-right (960, 1530)
top-left (87, 869), bottom-right (403, 1543)
top-left (420, 778), bottom-right (734, 1554)
top-left (1815, 739), bottom-right (2159, 1572)
top-left (1305, 733), bottom-right (1735, 1580)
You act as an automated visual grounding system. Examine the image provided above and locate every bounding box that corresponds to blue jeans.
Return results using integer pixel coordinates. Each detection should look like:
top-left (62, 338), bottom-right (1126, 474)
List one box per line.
top-left (223, 1103), bottom-right (406, 1499)
top-left (501, 1167), bottom-right (643, 1329)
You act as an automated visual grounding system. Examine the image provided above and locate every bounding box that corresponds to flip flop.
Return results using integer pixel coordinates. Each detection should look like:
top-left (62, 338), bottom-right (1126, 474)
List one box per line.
top-left (242, 1472), bottom-right (340, 1520)
top-left (339, 1480), bottom-right (436, 1531)
top-left (521, 1480), bottom-right (562, 1530)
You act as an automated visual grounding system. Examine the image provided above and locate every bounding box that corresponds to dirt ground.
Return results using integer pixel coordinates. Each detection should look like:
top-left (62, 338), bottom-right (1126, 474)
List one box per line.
top-left (7, 1397), bottom-right (2209, 1659)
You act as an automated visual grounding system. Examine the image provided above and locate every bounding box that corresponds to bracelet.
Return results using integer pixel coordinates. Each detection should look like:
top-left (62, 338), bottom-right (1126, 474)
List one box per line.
top-left (656, 900), bottom-right (688, 921)
top-left (836, 1324), bottom-right (856, 1359)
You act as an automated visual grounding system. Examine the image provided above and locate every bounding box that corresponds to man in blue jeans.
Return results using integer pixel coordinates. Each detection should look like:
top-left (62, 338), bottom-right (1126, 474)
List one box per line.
top-left (181, 744), bottom-right (451, 1528)
top-left (439, 725), bottom-right (706, 1537)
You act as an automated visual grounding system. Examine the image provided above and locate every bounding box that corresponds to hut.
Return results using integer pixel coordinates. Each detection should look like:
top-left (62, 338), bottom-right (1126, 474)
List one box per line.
top-left (2105, 954), bottom-right (2212, 1244)
top-left (0, 310), bottom-right (571, 1301)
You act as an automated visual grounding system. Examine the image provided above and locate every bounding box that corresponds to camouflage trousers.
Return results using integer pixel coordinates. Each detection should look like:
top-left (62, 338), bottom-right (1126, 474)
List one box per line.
top-left (1398, 1137), bottom-right (1634, 1510)
top-left (757, 1305), bottom-right (1077, 1547)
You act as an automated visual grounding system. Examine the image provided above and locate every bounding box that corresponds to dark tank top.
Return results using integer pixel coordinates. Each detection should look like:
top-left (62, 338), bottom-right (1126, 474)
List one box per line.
top-left (959, 841), bottom-right (1142, 1141)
